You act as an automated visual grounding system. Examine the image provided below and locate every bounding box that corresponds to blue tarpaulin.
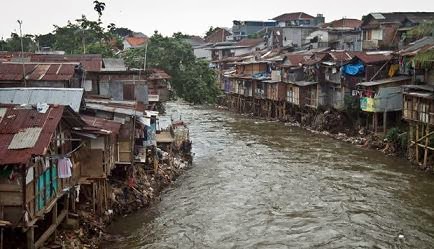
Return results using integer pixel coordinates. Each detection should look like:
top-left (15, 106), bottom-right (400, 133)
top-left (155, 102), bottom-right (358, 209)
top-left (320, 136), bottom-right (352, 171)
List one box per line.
top-left (344, 62), bottom-right (365, 76)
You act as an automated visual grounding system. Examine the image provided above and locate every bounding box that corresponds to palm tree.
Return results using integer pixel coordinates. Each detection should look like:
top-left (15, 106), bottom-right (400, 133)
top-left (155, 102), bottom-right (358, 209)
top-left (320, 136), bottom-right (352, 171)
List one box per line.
top-left (93, 1), bottom-right (106, 21)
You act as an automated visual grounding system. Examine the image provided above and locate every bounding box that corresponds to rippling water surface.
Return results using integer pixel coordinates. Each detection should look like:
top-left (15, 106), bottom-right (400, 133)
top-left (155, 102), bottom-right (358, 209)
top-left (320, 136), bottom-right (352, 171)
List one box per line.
top-left (105, 102), bottom-right (434, 249)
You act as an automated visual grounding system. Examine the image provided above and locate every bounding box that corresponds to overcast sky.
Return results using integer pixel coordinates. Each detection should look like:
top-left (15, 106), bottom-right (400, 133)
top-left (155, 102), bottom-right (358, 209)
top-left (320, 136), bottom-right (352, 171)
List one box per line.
top-left (1, 0), bottom-right (434, 39)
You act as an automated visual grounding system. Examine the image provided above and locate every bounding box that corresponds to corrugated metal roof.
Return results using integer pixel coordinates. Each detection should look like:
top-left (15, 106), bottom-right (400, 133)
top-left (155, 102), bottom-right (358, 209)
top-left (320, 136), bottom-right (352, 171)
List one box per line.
top-left (0, 105), bottom-right (65, 165)
top-left (399, 37), bottom-right (434, 56)
top-left (291, 81), bottom-right (318, 87)
top-left (0, 63), bottom-right (78, 82)
top-left (156, 131), bottom-right (175, 144)
top-left (102, 58), bottom-right (127, 71)
top-left (352, 52), bottom-right (393, 64)
top-left (0, 88), bottom-right (84, 112)
top-left (357, 76), bottom-right (411, 87)
top-left (30, 54), bottom-right (102, 72)
top-left (8, 127), bottom-right (42, 149)
top-left (86, 103), bottom-right (144, 116)
top-left (81, 115), bottom-right (122, 134)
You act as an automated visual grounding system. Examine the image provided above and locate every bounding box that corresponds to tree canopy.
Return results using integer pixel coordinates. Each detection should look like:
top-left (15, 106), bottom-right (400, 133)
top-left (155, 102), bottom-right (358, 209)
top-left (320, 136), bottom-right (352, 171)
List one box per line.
top-left (123, 32), bottom-right (219, 104)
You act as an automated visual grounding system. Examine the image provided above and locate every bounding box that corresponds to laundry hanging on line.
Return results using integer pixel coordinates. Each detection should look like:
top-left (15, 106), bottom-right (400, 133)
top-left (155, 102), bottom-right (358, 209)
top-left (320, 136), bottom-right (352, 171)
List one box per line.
top-left (58, 158), bottom-right (73, 179)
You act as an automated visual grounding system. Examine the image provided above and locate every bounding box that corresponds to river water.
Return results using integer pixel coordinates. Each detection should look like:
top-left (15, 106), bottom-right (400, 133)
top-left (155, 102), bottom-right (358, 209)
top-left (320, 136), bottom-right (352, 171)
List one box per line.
top-left (106, 102), bottom-right (434, 249)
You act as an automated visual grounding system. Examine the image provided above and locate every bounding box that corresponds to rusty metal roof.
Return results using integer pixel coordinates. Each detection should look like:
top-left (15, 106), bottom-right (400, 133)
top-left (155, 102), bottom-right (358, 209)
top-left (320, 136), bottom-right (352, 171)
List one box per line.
top-left (352, 52), bottom-right (393, 64)
top-left (30, 54), bottom-right (102, 72)
top-left (0, 105), bottom-right (65, 165)
top-left (81, 115), bottom-right (121, 135)
top-left (399, 37), bottom-right (434, 56)
top-left (0, 63), bottom-right (78, 82)
top-left (0, 63), bottom-right (38, 81)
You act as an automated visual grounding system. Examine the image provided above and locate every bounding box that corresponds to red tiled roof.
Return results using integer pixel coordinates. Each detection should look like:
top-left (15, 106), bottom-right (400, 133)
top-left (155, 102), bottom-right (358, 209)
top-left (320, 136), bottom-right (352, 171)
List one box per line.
top-left (326, 18), bottom-right (362, 29)
top-left (273, 12), bottom-right (315, 22)
top-left (0, 105), bottom-right (65, 165)
top-left (236, 38), bottom-right (265, 47)
top-left (81, 115), bottom-right (121, 135)
top-left (125, 36), bottom-right (148, 47)
top-left (205, 28), bottom-right (231, 43)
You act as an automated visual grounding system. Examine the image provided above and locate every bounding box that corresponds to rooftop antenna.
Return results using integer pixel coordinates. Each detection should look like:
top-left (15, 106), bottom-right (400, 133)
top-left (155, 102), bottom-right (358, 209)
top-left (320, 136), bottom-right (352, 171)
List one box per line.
top-left (17, 20), bottom-right (26, 87)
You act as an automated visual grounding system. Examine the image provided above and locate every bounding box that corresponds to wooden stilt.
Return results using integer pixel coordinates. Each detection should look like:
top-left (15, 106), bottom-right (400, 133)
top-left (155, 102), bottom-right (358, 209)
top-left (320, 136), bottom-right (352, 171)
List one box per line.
top-left (26, 227), bottom-right (35, 249)
top-left (92, 182), bottom-right (96, 213)
top-left (383, 111), bottom-right (387, 134)
top-left (423, 124), bottom-right (430, 168)
top-left (51, 202), bottom-right (58, 239)
top-left (416, 123), bottom-right (420, 164)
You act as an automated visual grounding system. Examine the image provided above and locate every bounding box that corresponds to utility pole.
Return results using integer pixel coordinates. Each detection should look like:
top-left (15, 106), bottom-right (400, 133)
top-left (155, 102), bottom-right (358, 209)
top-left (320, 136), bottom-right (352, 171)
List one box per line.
top-left (17, 20), bottom-right (26, 87)
top-left (143, 42), bottom-right (148, 71)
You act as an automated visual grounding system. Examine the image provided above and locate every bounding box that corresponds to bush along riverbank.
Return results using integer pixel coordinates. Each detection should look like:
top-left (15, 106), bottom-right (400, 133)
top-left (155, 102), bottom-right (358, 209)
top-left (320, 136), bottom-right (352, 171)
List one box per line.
top-left (46, 126), bottom-right (193, 249)
top-left (217, 98), bottom-right (419, 170)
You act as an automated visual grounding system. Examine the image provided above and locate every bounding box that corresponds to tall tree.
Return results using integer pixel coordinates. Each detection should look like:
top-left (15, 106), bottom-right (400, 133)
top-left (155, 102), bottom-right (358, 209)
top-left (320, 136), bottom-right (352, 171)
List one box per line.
top-left (93, 1), bottom-right (106, 21)
top-left (205, 26), bottom-right (216, 37)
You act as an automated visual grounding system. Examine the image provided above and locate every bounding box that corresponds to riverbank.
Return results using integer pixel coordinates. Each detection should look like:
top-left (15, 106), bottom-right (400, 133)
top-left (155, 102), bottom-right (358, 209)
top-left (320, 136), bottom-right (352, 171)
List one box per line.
top-left (45, 155), bottom-right (190, 249)
top-left (216, 102), bottom-right (416, 169)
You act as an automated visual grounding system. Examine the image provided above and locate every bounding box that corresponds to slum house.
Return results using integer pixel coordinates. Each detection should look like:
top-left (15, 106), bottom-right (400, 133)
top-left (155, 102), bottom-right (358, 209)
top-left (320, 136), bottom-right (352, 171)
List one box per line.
top-left (272, 12), bottom-right (325, 27)
top-left (0, 62), bottom-right (83, 88)
top-left (216, 51), bottom-right (259, 93)
top-left (83, 98), bottom-right (153, 167)
top-left (399, 37), bottom-right (434, 168)
top-left (306, 18), bottom-right (363, 51)
top-left (209, 42), bottom-right (238, 63)
top-left (0, 104), bottom-right (86, 249)
top-left (262, 67), bottom-right (288, 119)
top-left (402, 85), bottom-right (434, 169)
top-left (76, 115), bottom-right (122, 216)
top-left (342, 51), bottom-right (395, 91)
top-left (0, 87), bottom-right (116, 217)
top-left (226, 60), bottom-right (269, 116)
top-left (280, 53), bottom-right (322, 109)
top-left (341, 51), bottom-right (406, 132)
top-left (398, 36), bottom-right (434, 83)
top-left (231, 20), bottom-right (277, 41)
top-left (320, 51), bottom-right (355, 110)
top-left (361, 12), bottom-right (434, 51)
top-left (146, 68), bottom-right (172, 103)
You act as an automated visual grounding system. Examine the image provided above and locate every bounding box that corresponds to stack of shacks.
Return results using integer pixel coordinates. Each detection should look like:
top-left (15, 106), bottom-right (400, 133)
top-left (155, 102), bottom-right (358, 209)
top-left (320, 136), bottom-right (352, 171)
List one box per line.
top-left (400, 37), bottom-right (434, 168)
top-left (0, 53), bottom-right (172, 249)
top-left (215, 23), bottom-right (434, 170)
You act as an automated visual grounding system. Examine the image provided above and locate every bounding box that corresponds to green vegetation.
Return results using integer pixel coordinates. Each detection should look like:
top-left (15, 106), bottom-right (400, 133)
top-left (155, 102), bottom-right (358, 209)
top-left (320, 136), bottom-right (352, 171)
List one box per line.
top-left (0, 1), bottom-right (219, 104)
top-left (123, 32), bottom-right (219, 104)
top-left (414, 49), bottom-right (434, 68)
top-left (407, 20), bottom-right (434, 40)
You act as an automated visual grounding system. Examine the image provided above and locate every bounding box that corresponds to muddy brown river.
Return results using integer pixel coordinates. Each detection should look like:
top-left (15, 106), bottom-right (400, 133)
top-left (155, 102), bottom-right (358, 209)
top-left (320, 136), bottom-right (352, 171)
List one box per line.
top-left (105, 102), bottom-right (434, 249)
